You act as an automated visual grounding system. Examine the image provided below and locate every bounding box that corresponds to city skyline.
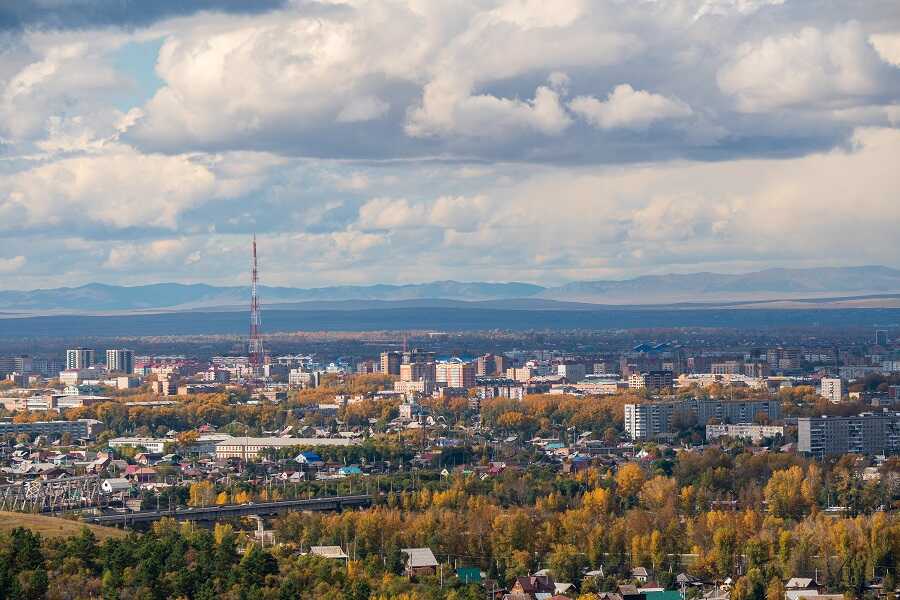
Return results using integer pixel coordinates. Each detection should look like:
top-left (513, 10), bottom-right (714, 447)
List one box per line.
top-left (0, 1), bottom-right (898, 289)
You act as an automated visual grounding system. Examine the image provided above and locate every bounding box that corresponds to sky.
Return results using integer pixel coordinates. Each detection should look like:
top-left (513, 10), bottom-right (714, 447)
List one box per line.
top-left (0, 0), bottom-right (899, 290)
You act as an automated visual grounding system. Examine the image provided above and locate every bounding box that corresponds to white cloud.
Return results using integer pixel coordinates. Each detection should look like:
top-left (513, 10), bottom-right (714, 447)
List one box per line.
top-left (0, 146), bottom-right (276, 232)
top-left (870, 32), bottom-right (900, 67)
top-left (0, 37), bottom-right (131, 150)
top-left (355, 195), bottom-right (491, 232)
top-left (0, 256), bottom-right (26, 273)
top-left (569, 84), bottom-right (693, 129)
top-left (405, 81), bottom-right (572, 139)
top-left (104, 238), bottom-right (191, 270)
top-left (355, 197), bottom-right (425, 230)
top-left (2, 1), bottom-right (900, 289)
top-left (717, 22), bottom-right (889, 112)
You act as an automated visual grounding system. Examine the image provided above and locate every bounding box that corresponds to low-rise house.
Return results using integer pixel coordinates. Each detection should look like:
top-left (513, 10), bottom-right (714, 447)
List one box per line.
top-left (785, 578), bottom-right (815, 591)
top-left (401, 547), bottom-right (438, 577)
top-left (101, 478), bottom-right (131, 494)
top-left (631, 567), bottom-right (650, 583)
top-left (309, 546), bottom-right (348, 560)
top-left (509, 575), bottom-right (555, 599)
top-left (294, 451), bottom-right (323, 467)
top-left (617, 584), bottom-right (641, 600)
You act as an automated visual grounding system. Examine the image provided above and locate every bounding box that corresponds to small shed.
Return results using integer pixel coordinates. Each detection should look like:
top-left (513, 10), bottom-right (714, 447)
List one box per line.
top-left (401, 547), bottom-right (438, 576)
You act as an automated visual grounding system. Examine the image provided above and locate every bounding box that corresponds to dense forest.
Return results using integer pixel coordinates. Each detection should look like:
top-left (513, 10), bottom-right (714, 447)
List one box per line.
top-left (2, 447), bottom-right (899, 600)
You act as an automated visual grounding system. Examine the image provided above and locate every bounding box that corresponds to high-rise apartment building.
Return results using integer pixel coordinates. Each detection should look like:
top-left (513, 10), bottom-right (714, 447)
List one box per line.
top-left (875, 329), bottom-right (888, 346)
top-left (476, 354), bottom-right (495, 376)
top-left (557, 362), bottom-right (586, 382)
top-left (66, 348), bottom-right (96, 370)
top-left (0, 355), bottom-right (32, 376)
top-left (380, 351), bottom-right (402, 376)
top-left (400, 361), bottom-right (436, 383)
top-left (106, 349), bottom-right (134, 374)
top-left (624, 398), bottom-right (781, 440)
top-left (403, 348), bottom-right (436, 364)
top-left (628, 370), bottom-right (674, 391)
top-left (820, 377), bottom-right (843, 403)
top-left (798, 412), bottom-right (900, 457)
top-left (445, 360), bottom-right (475, 389)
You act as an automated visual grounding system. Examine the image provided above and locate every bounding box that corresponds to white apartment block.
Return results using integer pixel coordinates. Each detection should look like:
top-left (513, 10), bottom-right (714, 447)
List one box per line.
top-left (820, 378), bottom-right (843, 403)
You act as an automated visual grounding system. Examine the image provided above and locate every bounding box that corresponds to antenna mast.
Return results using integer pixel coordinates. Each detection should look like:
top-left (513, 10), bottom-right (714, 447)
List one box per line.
top-left (248, 234), bottom-right (264, 377)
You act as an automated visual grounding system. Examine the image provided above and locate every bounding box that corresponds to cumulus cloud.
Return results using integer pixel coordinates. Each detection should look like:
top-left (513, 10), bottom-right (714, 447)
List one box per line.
top-left (0, 39), bottom-right (128, 145)
top-left (870, 32), bottom-right (900, 67)
top-left (1, 1), bottom-right (900, 288)
top-left (569, 84), bottom-right (693, 130)
top-left (0, 255), bottom-right (26, 273)
top-left (0, 146), bottom-right (278, 234)
top-left (405, 80), bottom-right (572, 139)
top-left (355, 195), bottom-right (491, 232)
top-left (717, 22), bottom-right (894, 112)
top-left (103, 239), bottom-right (195, 270)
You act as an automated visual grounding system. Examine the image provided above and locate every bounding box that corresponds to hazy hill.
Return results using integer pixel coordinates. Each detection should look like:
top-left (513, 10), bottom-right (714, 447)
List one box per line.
top-left (1, 266), bottom-right (899, 312)
top-left (541, 266), bottom-right (900, 303)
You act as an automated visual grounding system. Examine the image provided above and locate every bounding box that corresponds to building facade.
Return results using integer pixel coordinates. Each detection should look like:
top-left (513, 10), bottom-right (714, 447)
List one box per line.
top-left (106, 349), bottom-right (134, 374)
top-left (380, 351), bottom-right (402, 376)
top-left (798, 412), bottom-right (900, 458)
top-left (0, 418), bottom-right (104, 439)
top-left (215, 436), bottom-right (357, 460)
top-left (624, 398), bottom-right (782, 440)
top-left (706, 423), bottom-right (785, 442)
top-left (66, 348), bottom-right (96, 370)
top-left (820, 378), bottom-right (843, 403)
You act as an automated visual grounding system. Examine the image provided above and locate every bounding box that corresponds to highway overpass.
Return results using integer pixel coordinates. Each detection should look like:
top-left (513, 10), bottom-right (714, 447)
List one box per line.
top-left (82, 494), bottom-right (372, 525)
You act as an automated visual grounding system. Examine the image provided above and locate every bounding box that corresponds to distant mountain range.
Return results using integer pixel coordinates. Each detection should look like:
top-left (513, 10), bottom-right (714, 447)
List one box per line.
top-left (2, 266), bottom-right (900, 313)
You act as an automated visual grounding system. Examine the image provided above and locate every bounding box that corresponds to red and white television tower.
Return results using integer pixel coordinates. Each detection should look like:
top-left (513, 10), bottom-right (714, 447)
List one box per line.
top-left (248, 234), bottom-right (264, 376)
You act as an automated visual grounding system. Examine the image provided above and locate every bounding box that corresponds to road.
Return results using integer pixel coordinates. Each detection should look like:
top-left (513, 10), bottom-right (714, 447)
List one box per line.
top-left (82, 494), bottom-right (372, 525)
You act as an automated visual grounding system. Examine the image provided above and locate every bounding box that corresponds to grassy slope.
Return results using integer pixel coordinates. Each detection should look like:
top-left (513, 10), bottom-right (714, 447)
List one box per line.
top-left (0, 511), bottom-right (126, 541)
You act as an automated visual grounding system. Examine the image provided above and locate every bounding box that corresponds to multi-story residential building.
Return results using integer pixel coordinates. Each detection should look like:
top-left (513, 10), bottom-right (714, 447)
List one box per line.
top-left (475, 378), bottom-right (525, 401)
top-left (394, 379), bottom-right (433, 396)
top-left (506, 367), bottom-right (534, 383)
top-left (400, 361), bottom-right (436, 383)
top-left (215, 436), bottom-right (357, 461)
top-left (706, 423), bottom-right (785, 442)
top-left (109, 437), bottom-right (169, 454)
top-left (152, 377), bottom-right (178, 396)
top-left (380, 351), bottom-right (402, 376)
top-left (105, 349), bottom-right (134, 374)
top-left (628, 373), bottom-right (646, 389)
top-left (624, 398), bottom-right (781, 440)
top-left (0, 356), bottom-right (33, 376)
top-left (0, 418), bottom-right (104, 439)
top-left (557, 362), bottom-right (586, 382)
top-left (743, 361), bottom-right (769, 378)
top-left (875, 329), bottom-right (888, 346)
top-left (628, 370), bottom-right (674, 391)
top-left (288, 369), bottom-right (319, 388)
top-left (475, 354), bottom-right (495, 376)
top-left (798, 412), bottom-right (900, 457)
top-left (711, 361), bottom-right (742, 375)
top-left (444, 359), bottom-right (475, 389)
top-left (403, 349), bottom-right (436, 365)
top-left (820, 377), bottom-right (843, 403)
top-left (66, 348), bottom-right (96, 370)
